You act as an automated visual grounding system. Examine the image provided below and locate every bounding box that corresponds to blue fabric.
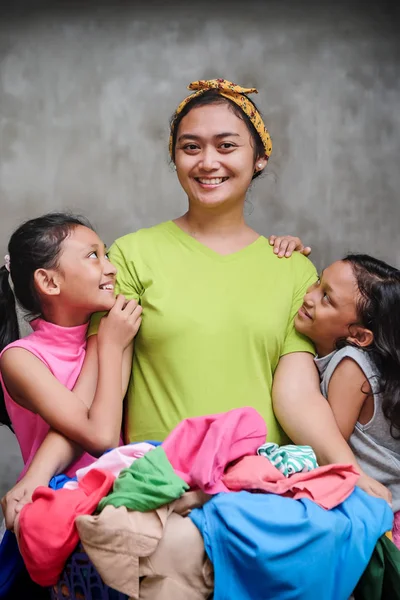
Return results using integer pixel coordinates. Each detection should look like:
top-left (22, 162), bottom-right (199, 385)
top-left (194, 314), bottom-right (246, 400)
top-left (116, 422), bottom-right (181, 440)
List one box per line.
top-left (190, 489), bottom-right (393, 600)
top-left (48, 473), bottom-right (77, 489)
top-left (0, 530), bottom-right (24, 597)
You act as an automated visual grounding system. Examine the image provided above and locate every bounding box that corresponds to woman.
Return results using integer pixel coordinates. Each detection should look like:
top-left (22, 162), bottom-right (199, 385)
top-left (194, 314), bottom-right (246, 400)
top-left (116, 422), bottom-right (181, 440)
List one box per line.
top-left (1, 79), bottom-right (391, 596)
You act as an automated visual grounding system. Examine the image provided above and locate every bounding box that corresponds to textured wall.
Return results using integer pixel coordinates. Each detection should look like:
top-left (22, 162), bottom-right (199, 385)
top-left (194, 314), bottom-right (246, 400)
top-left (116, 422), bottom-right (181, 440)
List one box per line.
top-left (1, 0), bottom-right (399, 494)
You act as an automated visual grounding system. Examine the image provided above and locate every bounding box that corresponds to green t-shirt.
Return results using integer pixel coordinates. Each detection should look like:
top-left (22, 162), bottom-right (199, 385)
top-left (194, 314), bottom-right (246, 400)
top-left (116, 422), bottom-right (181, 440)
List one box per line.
top-left (90, 221), bottom-right (317, 444)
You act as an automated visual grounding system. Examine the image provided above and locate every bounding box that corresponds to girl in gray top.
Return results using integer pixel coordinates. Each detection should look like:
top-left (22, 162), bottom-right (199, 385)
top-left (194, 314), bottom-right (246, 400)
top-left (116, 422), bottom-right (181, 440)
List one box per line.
top-left (294, 253), bottom-right (400, 547)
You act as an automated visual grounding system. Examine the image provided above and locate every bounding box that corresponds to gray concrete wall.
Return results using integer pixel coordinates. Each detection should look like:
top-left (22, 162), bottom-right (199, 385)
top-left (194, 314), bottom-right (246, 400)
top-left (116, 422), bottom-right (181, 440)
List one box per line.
top-left (1, 0), bottom-right (399, 495)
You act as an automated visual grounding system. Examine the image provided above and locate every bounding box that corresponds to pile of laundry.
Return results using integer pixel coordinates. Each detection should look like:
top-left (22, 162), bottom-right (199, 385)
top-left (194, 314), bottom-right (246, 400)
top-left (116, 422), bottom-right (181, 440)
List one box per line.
top-left (13, 408), bottom-right (396, 599)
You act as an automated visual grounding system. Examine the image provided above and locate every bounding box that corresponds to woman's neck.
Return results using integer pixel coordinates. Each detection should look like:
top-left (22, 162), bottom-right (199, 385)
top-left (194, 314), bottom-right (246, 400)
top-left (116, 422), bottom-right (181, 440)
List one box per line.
top-left (174, 205), bottom-right (259, 255)
top-left (177, 203), bottom-right (250, 238)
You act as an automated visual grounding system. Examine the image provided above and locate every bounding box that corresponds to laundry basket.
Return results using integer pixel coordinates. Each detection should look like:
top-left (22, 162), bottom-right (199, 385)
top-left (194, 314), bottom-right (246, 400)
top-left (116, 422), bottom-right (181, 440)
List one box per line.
top-left (50, 545), bottom-right (128, 600)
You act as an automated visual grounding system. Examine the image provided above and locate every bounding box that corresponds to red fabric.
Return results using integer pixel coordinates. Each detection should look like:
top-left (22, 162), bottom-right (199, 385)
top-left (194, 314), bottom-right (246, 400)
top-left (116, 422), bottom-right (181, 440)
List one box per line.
top-left (162, 407), bottom-right (267, 494)
top-left (393, 510), bottom-right (400, 550)
top-left (17, 468), bottom-right (114, 586)
top-left (222, 455), bottom-right (359, 509)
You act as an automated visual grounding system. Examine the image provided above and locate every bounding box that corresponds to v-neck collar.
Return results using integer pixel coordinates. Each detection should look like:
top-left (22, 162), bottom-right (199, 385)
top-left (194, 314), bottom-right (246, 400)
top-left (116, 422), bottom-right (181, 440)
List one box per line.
top-left (166, 221), bottom-right (266, 262)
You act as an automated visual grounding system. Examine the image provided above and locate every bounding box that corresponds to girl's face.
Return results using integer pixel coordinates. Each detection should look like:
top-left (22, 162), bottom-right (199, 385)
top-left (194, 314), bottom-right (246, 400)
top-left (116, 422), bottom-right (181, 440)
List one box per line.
top-left (54, 225), bottom-right (117, 316)
top-left (294, 261), bottom-right (360, 357)
top-left (174, 103), bottom-right (266, 209)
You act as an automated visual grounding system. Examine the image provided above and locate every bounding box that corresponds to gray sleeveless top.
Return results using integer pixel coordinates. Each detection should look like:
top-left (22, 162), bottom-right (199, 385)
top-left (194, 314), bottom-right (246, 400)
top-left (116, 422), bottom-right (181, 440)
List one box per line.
top-left (315, 346), bottom-right (400, 512)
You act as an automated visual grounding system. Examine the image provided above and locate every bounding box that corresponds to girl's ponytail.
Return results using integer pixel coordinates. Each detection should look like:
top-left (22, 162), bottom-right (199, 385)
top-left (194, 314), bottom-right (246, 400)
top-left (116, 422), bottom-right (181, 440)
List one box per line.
top-left (0, 264), bottom-right (19, 430)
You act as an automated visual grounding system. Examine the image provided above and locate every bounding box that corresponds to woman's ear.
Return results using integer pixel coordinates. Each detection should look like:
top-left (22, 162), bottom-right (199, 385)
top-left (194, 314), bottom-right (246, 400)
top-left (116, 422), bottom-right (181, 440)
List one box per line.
top-left (34, 268), bottom-right (61, 297)
top-left (255, 156), bottom-right (267, 173)
top-left (346, 324), bottom-right (374, 348)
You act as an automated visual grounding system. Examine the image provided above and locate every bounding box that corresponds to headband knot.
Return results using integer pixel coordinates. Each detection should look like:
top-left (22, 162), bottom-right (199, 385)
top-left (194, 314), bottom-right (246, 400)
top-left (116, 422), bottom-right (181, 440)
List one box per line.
top-left (188, 79), bottom-right (258, 96)
top-left (169, 79), bottom-right (272, 160)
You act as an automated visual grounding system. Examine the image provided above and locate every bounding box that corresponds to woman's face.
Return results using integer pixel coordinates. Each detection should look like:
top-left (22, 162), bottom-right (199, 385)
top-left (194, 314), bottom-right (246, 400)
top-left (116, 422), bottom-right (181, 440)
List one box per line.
top-left (174, 103), bottom-right (266, 209)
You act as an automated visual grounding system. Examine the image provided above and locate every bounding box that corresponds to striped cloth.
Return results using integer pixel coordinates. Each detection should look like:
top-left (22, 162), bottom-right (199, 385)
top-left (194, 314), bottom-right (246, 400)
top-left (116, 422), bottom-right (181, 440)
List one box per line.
top-left (257, 443), bottom-right (318, 477)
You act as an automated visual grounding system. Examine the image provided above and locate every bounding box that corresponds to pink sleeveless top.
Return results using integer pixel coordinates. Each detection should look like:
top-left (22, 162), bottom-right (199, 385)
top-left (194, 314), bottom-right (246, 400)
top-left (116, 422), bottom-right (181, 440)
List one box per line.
top-left (0, 318), bottom-right (95, 479)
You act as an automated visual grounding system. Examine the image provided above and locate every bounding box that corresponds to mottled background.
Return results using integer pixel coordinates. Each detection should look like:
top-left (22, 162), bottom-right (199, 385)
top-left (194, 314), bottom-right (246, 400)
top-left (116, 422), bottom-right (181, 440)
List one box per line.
top-left (1, 0), bottom-right (400, 495)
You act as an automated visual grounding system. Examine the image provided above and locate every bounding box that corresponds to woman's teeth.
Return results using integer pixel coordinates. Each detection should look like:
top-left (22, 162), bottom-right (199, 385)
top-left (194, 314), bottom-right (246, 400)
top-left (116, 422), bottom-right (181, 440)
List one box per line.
top-left (99, 284), bottom-right (114, 291)
top-left (197, 177), bottom-right (228, 185)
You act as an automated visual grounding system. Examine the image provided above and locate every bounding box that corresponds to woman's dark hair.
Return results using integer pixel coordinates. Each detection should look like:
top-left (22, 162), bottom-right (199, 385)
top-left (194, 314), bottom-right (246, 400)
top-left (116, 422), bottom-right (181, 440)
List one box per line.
top-left (170, 90), bottom-right (266, 180)
top-left (343, 253), bottom-right (400, 438)
top-left (0, 212), bottom-right (93, 430)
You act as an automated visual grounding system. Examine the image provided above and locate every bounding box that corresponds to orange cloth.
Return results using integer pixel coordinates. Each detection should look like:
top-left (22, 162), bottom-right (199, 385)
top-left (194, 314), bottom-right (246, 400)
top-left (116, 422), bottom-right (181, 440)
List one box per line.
top-left (222, 455), bottom-right (359, 510)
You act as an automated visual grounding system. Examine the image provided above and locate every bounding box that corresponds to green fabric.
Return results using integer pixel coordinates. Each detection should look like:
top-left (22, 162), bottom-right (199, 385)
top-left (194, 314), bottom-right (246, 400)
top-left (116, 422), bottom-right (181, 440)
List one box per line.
top-left (97, 446), bottom-right (189, 512)
top-left (89, 221), bottom-right (317, 444)
top-left (354, 535), bottom-right (400, 600)
top-left (257, 443), bottom-right (318, 476)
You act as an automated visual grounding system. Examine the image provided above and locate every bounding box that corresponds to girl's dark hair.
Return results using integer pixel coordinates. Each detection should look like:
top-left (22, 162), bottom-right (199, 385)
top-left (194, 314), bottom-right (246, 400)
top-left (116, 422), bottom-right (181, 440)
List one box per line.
top-left (343, 253), bottom-right (400, 438)
top-left (170, 90), bottom-right (266, 180)
top-left (0, 212), bottom-right (93, 430)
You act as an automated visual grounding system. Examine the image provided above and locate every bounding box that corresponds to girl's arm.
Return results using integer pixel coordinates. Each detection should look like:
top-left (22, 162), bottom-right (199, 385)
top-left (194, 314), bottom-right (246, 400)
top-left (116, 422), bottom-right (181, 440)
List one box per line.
top-left (325, 357), bottom-right (370, 440)
top-left (0, 296), bottom-right (141, 457)
top-left (272, 352), bottom-right (392, 504)
top-left (1, 335), bottom-right (134, 529)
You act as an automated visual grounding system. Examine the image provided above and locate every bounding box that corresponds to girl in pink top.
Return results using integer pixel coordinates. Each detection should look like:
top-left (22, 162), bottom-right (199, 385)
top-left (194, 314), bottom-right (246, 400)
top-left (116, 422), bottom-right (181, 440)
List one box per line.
top-left (0, 213), bottom-right (142, 527)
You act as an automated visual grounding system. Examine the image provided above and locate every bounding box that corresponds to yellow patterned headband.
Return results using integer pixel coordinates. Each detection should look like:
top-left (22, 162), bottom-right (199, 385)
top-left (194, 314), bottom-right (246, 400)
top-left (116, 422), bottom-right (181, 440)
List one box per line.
top-left (169, 79), bottom-right (272, 160)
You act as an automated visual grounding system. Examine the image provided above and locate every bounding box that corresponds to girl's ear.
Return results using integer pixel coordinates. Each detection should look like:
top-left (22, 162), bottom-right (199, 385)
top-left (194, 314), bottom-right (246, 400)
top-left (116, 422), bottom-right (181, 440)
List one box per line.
top-left (34, 268), bottom-right (61, 297)
top-left (346, 324), bottom-right (374, 348)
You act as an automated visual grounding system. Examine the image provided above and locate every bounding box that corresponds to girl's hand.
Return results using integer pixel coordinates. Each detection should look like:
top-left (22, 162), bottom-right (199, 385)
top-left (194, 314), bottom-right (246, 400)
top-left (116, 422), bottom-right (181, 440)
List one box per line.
top-left (356, 472), bottom-right (393, 506)
top-left (269, 235), bottom-right (312, 258)
top-left (98, 295), bottom-right (142, 350)
top-left (1, 476), bottom-right (43, 530)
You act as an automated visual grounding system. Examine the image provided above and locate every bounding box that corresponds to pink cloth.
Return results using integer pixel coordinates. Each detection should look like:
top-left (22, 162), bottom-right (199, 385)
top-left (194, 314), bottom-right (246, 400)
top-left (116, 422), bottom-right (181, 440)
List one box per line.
top-left (63, 442), bottom-right (155, 490)
top-left (162, 407), bottom-right (267, 494)
top-left (393, 510), bottom-right (400, 550)
top-left (0, 318), bottom-right (95, 478)
top-left (17, 468), bottom-right (114, 586)
top-left (222, 455), bottom-right (359, 509)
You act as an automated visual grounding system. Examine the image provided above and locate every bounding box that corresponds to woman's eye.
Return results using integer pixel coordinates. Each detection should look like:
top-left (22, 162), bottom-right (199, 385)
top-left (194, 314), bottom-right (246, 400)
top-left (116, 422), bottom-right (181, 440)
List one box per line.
top-left (88, 251), bottom-right (98, 259)
top-left (220, 142), bottom-right (236, 150)
top-left (105, 253), bottom-right (110, 260)
top-left (323, 292), bottom-right (330, 303)
top-left (183, 143), bottom-right (200, 151)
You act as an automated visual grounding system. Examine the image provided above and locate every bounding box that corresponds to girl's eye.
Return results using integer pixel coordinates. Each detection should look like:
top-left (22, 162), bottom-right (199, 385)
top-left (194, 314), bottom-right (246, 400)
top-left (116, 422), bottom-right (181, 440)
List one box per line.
top-left (88, 251), bottom-right (98, 259)
top-left (323, 292), bottom-right (330, 303)
top-left (105, 253), bottom-right (110, 260)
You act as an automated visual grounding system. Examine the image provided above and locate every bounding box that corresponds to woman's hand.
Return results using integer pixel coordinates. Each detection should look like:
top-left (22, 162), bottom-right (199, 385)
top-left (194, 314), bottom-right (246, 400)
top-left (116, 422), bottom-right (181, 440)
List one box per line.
top-left (1, 475), bottom-right (43, 530)
top-left (269, 235), bottom-right (312, 258)
top-left (356, 472), bottom-right (393, 506)
top-left (98, 295), bottom-right (142, 350)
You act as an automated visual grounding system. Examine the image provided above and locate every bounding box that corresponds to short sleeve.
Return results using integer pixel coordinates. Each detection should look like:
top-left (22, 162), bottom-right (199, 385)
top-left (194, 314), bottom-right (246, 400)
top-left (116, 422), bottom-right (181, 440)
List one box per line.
top-left (88, 237), bottom-right (144, 337)
top-left (281, 255), bottom-right (318, 357)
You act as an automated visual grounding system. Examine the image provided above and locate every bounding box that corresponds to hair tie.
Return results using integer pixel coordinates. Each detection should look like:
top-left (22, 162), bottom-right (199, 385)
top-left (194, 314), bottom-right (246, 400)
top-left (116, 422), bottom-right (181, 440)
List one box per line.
top-left (4, 254), bottom-right (10, 273)
top-left (169, 78), bottom-right (272, 160)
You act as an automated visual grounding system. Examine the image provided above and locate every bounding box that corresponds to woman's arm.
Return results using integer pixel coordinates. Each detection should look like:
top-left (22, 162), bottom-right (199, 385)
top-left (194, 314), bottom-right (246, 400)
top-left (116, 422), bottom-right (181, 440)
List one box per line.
top-left (272, 352), bottom-right (392, 503)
